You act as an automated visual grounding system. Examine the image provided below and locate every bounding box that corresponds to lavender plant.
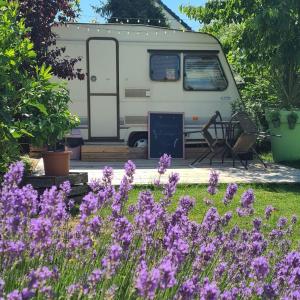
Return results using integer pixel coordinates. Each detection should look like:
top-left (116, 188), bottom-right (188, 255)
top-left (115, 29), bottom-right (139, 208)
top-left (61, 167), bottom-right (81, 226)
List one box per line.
top-left (0, 158), bottom-right (299, 299)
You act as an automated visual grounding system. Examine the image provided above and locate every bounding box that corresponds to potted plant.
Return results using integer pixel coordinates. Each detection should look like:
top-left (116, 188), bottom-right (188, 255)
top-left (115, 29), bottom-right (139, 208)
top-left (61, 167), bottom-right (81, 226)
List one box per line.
top-left (287, 111), bottom-right (299, 130)
top-left (31, 81), bottom-right (79, 176)
top-left (268, 111), bottom-right (281, 128)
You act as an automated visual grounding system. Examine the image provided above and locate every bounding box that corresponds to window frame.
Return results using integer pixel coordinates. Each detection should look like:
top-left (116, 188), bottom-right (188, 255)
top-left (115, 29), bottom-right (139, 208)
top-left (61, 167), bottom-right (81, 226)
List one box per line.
top-left (183, 54), bottom-right (228, 92)
top-left (149, 52), bottom-right (181, 82)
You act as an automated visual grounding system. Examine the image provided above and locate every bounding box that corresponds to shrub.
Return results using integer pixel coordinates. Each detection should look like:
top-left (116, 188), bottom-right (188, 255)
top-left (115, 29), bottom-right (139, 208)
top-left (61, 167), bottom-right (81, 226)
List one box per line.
top-left (0, 156), bottom-right (299, 299)
top-left (0, 1), bottom-right (79, 170)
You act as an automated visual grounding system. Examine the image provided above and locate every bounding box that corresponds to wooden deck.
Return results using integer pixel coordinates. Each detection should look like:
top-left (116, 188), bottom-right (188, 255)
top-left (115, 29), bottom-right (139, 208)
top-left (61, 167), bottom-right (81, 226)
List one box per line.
top-left (80, 143), bottom-right (208, 162)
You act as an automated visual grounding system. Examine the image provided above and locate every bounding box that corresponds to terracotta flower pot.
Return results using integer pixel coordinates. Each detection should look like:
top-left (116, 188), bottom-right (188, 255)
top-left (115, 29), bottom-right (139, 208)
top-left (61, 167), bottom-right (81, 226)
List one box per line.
top-left (42, 151), bottom-right (71, 176)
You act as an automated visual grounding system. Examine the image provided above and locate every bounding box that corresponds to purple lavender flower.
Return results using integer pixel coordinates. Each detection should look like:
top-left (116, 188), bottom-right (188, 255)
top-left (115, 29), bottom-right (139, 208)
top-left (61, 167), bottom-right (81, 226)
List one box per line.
top-left (103, 166), bottom-right (114, 185)
top-left (3, 161), bottom-right (24, 186)
top-left (178, 276), bottom-right (199, 300)
top-left (241, 189), bottom-right (255, 208)
top-left (253, 218), bottom-right (262, 231)
top-left (221, 212), bottom-right (233, 226)
top-left (199, 243), bottom-right (216, 262)
top-left (128, 204), bottom-right (136, 215)
top-left (158, 258), bottom-right (177, 289)
top-left (67, 284), bottom-right (82, 297)
top-left (179, 196), bottom-right (195, 214)
top-left (59, 181), bottom-right (71, 195)
top-left (202, 207), bottom-right (220, 231)
top-left (223, 183), bottom-right (238, 205)
top-left (29, 217), bottom-right (53, 249)
top-left (135, 260), bottom-right (160, 299)
top-left (277, 217), bottom-right (288, 228)
top-left (161, 173), bottom-right (180, 206)
top-left (88, 178), bottom-right (103, 193)
top-left (236, 189), bottom-right (255, 217)
top-left (251, 256), bottom-right (269, 279)
top-left (291, 215), bottom-right (298, 224)
top-left (79, 193), bottom-right (98, 220)
top-left (0, 277), bottom-right (4, 297)
top-left (214, 262), bottom-right (228, 279)
top-left (207, 170), bottom-right (219, 195)
top-left (200, 278), bottom-right (220, 300)
top-left (124, 160), bottom-right (136, 182)
top-left (265, 205), bottom-right (275, 219)
top-left (102, 244), bottom-right (122, 277)
top-left (7, 290), bottom-right (22, 300)
top-left (88, 269), bottom-right (102, 287)
top-left (112, 217), bottom-right (133, 250)
top-left (88, 216), bottom-right (102, 235)
top-left (158, 154), bottom-right (172, 175)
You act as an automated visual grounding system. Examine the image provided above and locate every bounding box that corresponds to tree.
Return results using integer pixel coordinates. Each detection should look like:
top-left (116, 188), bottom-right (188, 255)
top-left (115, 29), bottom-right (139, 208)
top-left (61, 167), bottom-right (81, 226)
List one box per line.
top-left (0, 1), bottom-right (78, 171)
top-left (181, 0), bottom-right (300, 126)
top-left (93, 0), bottom-right (168, 27)
top-left (15, 0), bottom-right (84, 80)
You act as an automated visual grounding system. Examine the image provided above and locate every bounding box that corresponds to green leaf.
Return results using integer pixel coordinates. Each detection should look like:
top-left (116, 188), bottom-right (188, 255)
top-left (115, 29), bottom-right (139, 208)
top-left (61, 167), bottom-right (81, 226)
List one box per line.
top-left (20, 128), bottom-right (33, 137)
top-left (27, 101), bottom-right (48, 115)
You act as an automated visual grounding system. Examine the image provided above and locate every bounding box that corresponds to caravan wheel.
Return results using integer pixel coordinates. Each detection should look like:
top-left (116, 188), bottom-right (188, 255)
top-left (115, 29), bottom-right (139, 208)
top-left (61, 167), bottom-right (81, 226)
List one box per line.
top-left (128, 132), bottom-right (148, 148)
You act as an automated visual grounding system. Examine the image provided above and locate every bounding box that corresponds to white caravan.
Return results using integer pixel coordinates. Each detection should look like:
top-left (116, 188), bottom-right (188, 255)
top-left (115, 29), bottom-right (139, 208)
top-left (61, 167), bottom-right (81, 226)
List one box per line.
top-left (53, 23), bottom-right (240, 146)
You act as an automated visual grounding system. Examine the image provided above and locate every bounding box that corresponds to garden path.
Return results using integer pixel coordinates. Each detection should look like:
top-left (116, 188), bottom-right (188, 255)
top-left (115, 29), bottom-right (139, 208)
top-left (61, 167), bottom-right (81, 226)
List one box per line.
top-left (63, 160), bottom-right (300, 185)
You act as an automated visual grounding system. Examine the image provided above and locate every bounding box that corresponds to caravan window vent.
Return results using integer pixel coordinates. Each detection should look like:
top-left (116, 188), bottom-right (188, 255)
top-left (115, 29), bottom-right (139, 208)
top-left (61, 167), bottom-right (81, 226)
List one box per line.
top-left (183, 55), bottom-right (228, 91)
top-left (150, 53), bottom-right (180, 81)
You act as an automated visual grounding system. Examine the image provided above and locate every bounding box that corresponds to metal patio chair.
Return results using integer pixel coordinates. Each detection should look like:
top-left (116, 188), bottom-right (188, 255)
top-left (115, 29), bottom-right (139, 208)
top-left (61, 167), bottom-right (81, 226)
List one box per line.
top-left (224, 112), bottom-right (267, 169)
top-left (188, 111), bottom-right (226, 167)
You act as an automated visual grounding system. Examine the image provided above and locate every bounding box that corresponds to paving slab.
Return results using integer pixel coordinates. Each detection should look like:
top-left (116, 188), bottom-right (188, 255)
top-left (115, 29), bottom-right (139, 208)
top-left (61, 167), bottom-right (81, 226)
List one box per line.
top-left (64, 159), bottom-right (300, 185)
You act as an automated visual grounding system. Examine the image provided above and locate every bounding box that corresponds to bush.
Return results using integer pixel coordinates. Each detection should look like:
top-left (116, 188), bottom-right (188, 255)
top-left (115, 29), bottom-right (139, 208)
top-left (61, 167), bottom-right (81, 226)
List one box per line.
top-left (0, 156), bottom-right (299, 299)
top-left (0, 1), bottom-right (79, 170)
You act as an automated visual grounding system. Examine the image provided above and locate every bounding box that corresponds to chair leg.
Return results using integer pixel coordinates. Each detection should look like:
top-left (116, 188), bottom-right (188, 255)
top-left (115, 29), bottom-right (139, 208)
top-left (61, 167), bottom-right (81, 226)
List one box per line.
top-left (221, 148), bottom-right (228, 164)
top-left (232, 153), bottom-right (247, 169)
top-left (190, 151), bottom-right (211, 167)
top-left (240, 157), bottom-right (248, 170)
top-left (252, 148), bottom-right (267, 168)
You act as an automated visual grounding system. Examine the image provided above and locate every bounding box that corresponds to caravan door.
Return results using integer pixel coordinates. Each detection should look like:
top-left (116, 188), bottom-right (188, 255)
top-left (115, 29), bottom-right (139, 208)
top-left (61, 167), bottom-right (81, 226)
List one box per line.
top-left (88, 38), bottom-right (119, 140)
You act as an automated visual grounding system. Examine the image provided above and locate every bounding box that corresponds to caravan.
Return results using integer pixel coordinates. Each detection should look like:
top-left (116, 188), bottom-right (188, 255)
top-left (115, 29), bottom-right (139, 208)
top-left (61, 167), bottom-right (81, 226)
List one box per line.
top-left (53, 23), bottom-right (240, 147)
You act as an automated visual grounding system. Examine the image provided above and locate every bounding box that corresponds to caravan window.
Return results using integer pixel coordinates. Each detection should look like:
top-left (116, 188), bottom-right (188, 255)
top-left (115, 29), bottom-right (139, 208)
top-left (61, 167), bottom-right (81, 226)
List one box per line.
top-left (183, 55), bottom-right (228, 91)
top-left (150, 54), bottom-right (180, 81)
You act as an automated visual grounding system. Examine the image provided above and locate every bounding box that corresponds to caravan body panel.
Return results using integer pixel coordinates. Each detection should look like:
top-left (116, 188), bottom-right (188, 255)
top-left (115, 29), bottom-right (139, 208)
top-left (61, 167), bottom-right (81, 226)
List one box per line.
top-left (53, 24), bottom-right (240, 142)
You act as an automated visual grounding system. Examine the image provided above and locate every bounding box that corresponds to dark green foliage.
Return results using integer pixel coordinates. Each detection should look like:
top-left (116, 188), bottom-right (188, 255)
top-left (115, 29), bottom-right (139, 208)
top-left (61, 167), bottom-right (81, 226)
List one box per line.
top-left (287, 111), bottom-right (299, 129)
top-left (269, 111), bottom-right (281, 128)
top-left (16, 0), bottom-right (83, 80)
top-left (0, 1), bottom-right (79, 171)
top-left (93, 0), bottom-right (168, 27)
top-left (181, 0), bottom-right (300, 126)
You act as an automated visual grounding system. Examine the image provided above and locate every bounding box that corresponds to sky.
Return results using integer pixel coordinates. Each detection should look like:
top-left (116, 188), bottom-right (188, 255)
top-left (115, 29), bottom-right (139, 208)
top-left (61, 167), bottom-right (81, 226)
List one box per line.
top-left (79, 0), bottom-right (206, 31)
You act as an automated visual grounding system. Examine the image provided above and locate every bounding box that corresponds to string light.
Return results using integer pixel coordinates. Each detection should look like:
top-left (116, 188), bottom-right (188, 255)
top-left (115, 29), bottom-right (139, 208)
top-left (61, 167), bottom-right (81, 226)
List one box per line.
top-left (63, 24), bottom-right (193, 36)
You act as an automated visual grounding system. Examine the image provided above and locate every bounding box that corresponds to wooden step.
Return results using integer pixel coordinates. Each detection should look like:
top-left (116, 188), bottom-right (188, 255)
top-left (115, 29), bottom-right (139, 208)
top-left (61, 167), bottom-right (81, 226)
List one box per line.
top-left (81, 143), bottom-right (214, 162)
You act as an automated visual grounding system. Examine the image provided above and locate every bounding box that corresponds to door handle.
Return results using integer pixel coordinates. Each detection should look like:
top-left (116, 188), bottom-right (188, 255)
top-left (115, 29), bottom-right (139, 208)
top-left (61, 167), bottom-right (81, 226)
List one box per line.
top-left (91, 75), bottom-right (97, 82)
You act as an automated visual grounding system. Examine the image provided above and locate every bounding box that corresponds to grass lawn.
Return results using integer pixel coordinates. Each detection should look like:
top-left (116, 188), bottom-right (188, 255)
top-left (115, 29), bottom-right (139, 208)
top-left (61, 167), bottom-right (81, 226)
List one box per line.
top-left (124, 183), bottom-right (300, 243)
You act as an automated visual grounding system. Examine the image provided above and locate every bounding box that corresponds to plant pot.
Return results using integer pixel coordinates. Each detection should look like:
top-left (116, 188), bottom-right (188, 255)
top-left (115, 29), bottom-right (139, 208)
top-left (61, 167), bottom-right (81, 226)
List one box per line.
top-left (29, 145), bottom-right (48, 159)
top-left (42, 151), bottom-right (71, 176)
top-left (266, 110), bottom-right (300, 162)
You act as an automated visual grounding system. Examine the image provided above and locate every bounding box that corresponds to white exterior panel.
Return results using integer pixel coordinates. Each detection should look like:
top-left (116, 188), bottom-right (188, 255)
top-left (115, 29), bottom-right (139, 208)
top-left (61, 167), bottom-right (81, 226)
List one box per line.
top-left (53, 24), bottom-right (240, 143)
